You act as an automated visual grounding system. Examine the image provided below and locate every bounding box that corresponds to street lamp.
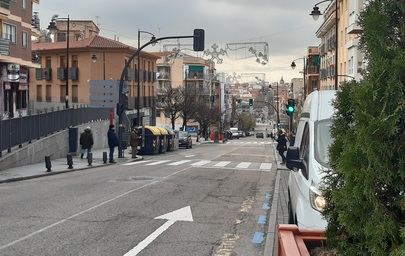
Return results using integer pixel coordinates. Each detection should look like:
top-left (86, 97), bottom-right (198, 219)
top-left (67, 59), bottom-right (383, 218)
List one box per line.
top-left (48, 15), bottom-right (70, 109)
top-left (136, 30), bottom-right (157, 127)
top-left (310, 0), bottom-right (338, 90)
top-left (291, 57), bottom-right (307, 98)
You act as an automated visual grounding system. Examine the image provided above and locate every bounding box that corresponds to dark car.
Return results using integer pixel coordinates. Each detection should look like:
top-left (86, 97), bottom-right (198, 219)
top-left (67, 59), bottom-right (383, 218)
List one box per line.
top-left (178, 131), bottom-right (192, 148)
top-left (256, 132), bottom-right (264, 138)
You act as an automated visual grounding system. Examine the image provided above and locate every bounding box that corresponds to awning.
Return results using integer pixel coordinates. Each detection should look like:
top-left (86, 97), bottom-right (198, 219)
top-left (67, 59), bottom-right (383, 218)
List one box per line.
top-left (145, 126), bottom-right (161, 136)
top-left (157, 127), bottom-right (169, 135)
top-left (165, 128), bottom-right (175, 135)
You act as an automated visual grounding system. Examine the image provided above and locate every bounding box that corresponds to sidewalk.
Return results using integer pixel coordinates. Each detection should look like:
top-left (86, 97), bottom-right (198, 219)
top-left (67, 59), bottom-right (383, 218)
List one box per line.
top-left (0, 148), bottom-right (143, 184)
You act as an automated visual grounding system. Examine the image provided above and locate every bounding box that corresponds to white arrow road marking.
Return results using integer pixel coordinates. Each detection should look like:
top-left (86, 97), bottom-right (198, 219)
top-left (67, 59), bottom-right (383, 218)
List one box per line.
top-left (145, 160), bottom-right (171, 166)
top-left (168, 160), bottom-right (192, 166)
top-left (123, 206), bottom-right (193, 256)
top-left (236, 162), bottom-right (251, 168)
top-left (214, 161), bottom-right (231, 167)
top-left (122, 160), bottom-right (152, 166)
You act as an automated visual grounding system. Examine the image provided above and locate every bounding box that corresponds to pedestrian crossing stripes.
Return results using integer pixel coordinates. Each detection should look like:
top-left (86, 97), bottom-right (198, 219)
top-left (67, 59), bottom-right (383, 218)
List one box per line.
top-left (168, 160), bottom-right (192, 166)
top-left (121, 159), bottom-right (274, 172)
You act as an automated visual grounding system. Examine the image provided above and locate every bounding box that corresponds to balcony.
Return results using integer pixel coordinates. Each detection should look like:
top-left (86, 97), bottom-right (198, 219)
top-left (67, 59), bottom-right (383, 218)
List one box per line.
top-left (0, 37), bottom-right (10, 56)
top-left (307, 65), bottom-right (320, 75)
top-left (186, 71), bottom-right (204, 80)
top-left (0, 0), bottom-right (10, 16)
top-left (57, 68), bottom-right (79, 80)
top-left (35, 68), bottom-right (52, 81)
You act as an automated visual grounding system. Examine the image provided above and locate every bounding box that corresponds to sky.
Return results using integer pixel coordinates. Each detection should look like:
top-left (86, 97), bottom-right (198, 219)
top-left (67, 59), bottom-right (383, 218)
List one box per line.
top-left (34, 0), bottom-right (325, 83)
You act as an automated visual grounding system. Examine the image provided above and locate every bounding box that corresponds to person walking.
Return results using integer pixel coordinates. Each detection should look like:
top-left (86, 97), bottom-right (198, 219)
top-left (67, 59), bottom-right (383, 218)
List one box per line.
top-left (276, 131), bottom-right (288, 164)
top-left (79, 126), bottom-right (94, 159)
top-left (130, 128), bottom-right (139, 158)
top-left (107, 124), bottom-right (119, 163)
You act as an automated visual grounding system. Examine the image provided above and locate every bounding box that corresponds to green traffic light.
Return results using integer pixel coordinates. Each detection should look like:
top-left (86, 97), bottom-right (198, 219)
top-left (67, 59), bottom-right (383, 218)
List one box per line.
top-left (288, 106), bottom-right (294, 112)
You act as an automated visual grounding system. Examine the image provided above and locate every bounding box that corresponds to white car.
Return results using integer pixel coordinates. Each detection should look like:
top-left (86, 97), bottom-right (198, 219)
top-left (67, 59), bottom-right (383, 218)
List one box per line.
top-left (286, 90), bottom-right (336, 229)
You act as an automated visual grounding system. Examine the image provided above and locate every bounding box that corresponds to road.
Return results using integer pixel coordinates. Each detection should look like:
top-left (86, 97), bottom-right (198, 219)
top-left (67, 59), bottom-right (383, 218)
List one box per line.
top-left (0, 136), bottom-right (278, 256)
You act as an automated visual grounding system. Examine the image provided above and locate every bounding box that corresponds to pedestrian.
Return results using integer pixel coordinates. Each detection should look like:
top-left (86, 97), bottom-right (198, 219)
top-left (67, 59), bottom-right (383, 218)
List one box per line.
top-left (130, 127), bottom-right (139, 158)
top-left (79, 126), bottom-right (94, 159)
top-left (276, 131), bottom-right (288, 164)
top-left (107, 124), bottom-right (119, 163)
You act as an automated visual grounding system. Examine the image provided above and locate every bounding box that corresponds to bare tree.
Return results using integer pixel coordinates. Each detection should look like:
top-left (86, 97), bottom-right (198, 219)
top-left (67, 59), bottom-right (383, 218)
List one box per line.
top-left (159, 85), bottom-right (182, 130)
top-left (238, 112), bottom-right (256, 133)
top-left (193, 100), bottom-right (220, 139)
top-left (178, 86), bottom-right (198, 131)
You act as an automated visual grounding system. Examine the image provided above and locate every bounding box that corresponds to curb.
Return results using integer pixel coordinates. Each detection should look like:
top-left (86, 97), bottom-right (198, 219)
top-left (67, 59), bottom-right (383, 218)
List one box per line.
top-left (0, 156), bottom-right (144, 184)
top-left (263, 144), bottom-right (283, 256)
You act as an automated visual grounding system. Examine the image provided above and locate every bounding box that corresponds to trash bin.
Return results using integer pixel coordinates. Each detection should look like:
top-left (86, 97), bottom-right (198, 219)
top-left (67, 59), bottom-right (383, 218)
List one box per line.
top-left (68, 127), bottom-right (78, 155)
top-left (157, 127), bottom-right (168, 153)
top-left (138, 126), bottom-right (161, 155)
top-left (165, 128), bottom-right (176, 151)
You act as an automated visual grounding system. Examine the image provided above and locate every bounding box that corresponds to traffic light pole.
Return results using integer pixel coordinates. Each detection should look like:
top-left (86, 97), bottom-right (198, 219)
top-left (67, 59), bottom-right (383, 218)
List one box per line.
top-left (117, 32), bottom-right (204, 158)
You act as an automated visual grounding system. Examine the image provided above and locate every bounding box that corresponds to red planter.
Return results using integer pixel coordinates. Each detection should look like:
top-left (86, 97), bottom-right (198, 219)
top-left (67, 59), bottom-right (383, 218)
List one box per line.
top-left (278, 224), bottom-right (326, 256)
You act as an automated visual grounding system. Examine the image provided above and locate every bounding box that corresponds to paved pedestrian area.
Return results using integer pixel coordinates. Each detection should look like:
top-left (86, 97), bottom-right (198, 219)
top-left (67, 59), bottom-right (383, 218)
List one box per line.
top-left (0, 148), bottom-right (141, 183)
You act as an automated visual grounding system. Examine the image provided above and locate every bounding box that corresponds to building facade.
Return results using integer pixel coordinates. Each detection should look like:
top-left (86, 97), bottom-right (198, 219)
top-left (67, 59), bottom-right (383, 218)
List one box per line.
top-left (316, 0), bottom-right (364, 89)
top-left (154, 52), bottom-right (217, 130)
top-left (0, 0), bottom-right (40, 118)
top-left (29, 21), bottom-right (159, 125)
top-left (305, 46), bottom-right (320, 95)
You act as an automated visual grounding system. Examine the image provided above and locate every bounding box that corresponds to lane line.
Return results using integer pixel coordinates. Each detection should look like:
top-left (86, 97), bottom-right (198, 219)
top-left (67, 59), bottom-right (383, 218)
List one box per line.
top-left (167, 160), bottom-right (191, 166)
top-left (213, 161), bottom-right (231, 167)
top-left (0, 166), bottom-right (193, 251)
top-left (185, 155), bottom-right (195, 158)
top-left (122, 160), bottom-right (152, 166)
top-left (236, 162), bottom-right (251, 169)
top-left (145, 160), bottom-right (171, 166)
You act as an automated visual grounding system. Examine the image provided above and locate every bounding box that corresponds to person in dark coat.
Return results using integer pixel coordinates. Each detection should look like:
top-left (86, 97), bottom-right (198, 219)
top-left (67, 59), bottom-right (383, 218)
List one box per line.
top-left (107, 124), bottom-right (119, 163)
top-left (80, 126), bottom-right (94, 159)
top-left (276, 131), bottom-right (288, 164)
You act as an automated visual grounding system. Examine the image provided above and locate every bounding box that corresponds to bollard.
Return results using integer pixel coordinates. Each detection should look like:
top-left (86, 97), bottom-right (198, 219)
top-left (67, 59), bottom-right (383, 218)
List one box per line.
top-left (103, 152), bottom-right (107, 164)
top-left (67, 154), bottom-right (73, 169)
top-left (45, 156), bottom-right (52, 172)
top-left (87, 152), bottom-right (93, 166)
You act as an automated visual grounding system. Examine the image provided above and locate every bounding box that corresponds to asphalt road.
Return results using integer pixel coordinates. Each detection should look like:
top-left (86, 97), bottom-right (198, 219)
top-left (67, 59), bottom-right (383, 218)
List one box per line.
top-left (0, 136), bottom-right (278, 256)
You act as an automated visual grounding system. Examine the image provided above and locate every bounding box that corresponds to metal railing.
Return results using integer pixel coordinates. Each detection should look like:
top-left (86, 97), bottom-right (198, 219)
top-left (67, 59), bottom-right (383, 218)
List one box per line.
top-left (0, 107), bottom-right (109, 153)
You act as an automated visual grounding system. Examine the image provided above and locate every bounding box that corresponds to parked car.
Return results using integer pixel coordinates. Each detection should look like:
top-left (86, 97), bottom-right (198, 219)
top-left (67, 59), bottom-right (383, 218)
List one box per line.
top-left (178, 131), bottom-right (192, 149)
top-left (229, 128), bottom-right (240, 139)
top-left (256, 132), bottom-right (264, 138)
top-left (286, 90), bottom-right (336, 229)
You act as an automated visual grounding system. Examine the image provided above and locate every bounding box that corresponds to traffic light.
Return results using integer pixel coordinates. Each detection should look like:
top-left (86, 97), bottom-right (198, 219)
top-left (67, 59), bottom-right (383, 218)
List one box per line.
top-left (193, 29), bottom-right (205, 51)
top-left (210, 95), bottom-right (215, 103)
top-left (249, 98), bottom-right (253, 106)
top-left (286, 98), bottom-right (295, 116)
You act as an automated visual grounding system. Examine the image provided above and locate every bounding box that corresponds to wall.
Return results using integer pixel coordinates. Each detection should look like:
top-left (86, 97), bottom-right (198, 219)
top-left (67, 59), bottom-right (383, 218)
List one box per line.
top-left (0, 120), bottom-right (109, 171)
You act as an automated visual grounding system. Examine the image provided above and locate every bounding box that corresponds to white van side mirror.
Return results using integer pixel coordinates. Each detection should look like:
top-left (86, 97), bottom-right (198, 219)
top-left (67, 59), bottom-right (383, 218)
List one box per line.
top-left (286, 147), bottom-right (304, 171)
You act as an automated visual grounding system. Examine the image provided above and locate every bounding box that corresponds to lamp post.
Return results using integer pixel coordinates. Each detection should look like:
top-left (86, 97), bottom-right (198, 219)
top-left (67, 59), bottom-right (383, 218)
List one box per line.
top-left (116, 30), bottom-right (205, 158)
top-left (291, 57), bottom-right (307, 98)
top-left (310, 0), bottom-right (338, 90)
top-left (137, 30), bottom-right (156, 127)
top-left (48, 15), bottom-right (70, 108)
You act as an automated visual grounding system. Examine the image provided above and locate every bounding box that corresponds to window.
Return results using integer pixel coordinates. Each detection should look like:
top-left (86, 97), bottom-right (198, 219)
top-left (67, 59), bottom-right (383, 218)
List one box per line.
top-left (299, 123), bottom-right (310, 180)
top-left (16, 91), bottom-right (27, 109)
top-left (45, 57), bottom-right (52, 68)
top-left (22, 0), bottom-right (27, 9)
top-left (3, 23), bottom-right (16, 43)
top-left (72, 85), bottom-right (78, 103)
top-left (22, 32), bottom-right (28, 48)
top-left (314, 119), bottom-right (333, 168)
top-left (36, 85), bottom-right (42, 102)
top-left (71, 55), bottom-right (78, 68)
top-left (60, 85), bottom-right (66, 102)
top-left (46, 85), bottom-right (52, 102)
top-left (60, 56), bottom-right (66, 68)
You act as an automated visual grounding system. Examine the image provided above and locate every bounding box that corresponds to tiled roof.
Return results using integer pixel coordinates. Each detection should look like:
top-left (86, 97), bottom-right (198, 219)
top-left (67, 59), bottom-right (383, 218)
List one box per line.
top-left (32, 35), bottom-right (161, 59)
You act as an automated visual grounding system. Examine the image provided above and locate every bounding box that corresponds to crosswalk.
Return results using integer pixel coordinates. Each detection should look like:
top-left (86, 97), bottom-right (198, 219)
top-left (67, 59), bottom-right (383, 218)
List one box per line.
top-left (122, 159), bottom-right (273, 171)
top-left (225, 141), bottom-right (275, 145)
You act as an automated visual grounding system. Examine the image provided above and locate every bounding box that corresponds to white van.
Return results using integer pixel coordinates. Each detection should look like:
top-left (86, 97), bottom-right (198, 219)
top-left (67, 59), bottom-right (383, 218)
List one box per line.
top-left (286, 90), bottom-right (336, 229)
